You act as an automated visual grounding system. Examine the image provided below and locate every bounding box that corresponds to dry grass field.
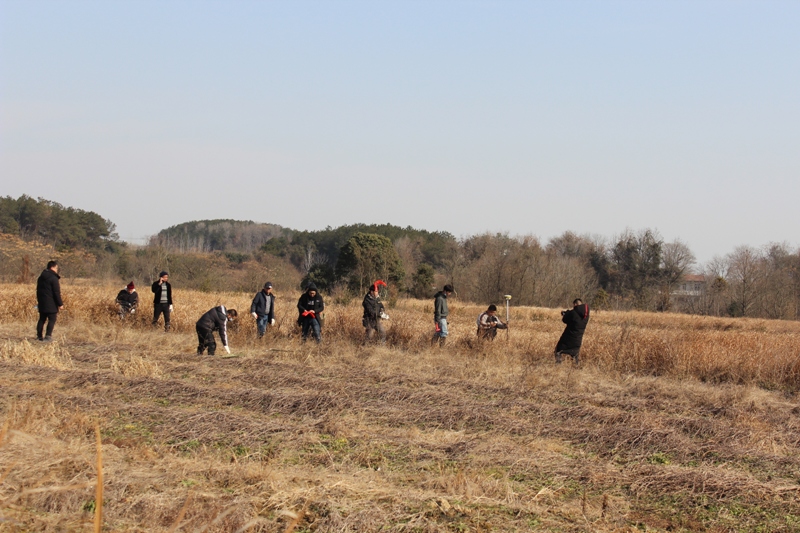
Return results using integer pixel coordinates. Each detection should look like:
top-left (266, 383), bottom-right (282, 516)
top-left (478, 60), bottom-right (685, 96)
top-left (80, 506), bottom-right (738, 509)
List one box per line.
top-left (2, 282), bottom-right (800, 532)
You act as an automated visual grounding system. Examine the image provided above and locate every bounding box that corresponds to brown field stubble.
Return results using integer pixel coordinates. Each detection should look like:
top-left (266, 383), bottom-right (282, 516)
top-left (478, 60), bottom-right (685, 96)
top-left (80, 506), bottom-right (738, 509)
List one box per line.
top-left (1, 282), bottom-right (800, 531)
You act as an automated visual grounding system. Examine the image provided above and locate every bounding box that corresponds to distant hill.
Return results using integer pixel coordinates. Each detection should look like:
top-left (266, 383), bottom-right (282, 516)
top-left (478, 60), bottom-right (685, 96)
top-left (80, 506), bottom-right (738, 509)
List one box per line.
top-left (150, 219), bottom-right (289, 252)
top-left (0, 195), bottom-right (118, 251)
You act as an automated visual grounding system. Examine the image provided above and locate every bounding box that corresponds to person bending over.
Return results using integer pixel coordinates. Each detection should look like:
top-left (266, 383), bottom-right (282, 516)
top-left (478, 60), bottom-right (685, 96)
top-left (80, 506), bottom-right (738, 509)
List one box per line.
top-left (196, 306), bottom-right (237, 356)
top-left (555, 299), bottom-right (590, 365)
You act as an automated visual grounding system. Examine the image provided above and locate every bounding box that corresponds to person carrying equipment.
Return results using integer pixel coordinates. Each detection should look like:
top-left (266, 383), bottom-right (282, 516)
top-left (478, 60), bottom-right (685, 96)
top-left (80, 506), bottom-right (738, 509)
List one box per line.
top-left (476, 304), bottom-right (508, 340)
top-left (555, 299), bottom-right (590, 365)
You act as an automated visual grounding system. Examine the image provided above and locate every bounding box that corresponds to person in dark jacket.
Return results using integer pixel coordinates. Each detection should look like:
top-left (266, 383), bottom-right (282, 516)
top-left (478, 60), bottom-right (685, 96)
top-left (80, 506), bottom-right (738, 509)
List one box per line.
top-left (115, 281), bottom-right (139, 319)
top-left (151, 271), bottom-right (173, 331)
top-left (297, 283), bottom-right (324, 343)
top-left (36, 260), bottom-right (64, 342)
top-left (250, 282), bottom-right (276, 338)
top-left (431, 284), bottom-right (453, 346)
top-left (555, 299), bottom-right (590, 365)
top-left (362, 281), bottom-right (388, 343)
top-left (196, 306), bottom-right (237, 355)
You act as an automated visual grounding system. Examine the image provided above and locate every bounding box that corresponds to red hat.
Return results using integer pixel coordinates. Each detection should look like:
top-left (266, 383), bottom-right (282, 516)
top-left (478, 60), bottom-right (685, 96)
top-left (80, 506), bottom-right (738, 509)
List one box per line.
top-left (127, 281), bottom-right (135, 290)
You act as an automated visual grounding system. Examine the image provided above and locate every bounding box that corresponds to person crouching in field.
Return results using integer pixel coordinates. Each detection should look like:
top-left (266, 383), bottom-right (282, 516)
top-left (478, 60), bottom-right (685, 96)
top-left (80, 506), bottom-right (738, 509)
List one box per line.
top-left (196, 306), bottom-right (237, 356)
top-left (555, 299), bottom-right (590, 365)
top-left (250, 282), bottom-right (276, 338)
top-left (115, 282), bottom-right (138, 319)
top-left (476, 304), bottom-right (508, 340)
top-left (36, 260), bottom-right (64, 342)
top-left (431, 284), bottom-right (453, 347)
top-left (362, 281), bottom-right (388, 343)
top-left (297, 283), bottom-right (324, 343)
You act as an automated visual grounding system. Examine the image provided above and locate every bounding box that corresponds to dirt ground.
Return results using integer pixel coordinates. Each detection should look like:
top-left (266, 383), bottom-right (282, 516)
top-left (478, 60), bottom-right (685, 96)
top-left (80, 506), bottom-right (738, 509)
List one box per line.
top-left (2, 287), bottom-right (800, 532)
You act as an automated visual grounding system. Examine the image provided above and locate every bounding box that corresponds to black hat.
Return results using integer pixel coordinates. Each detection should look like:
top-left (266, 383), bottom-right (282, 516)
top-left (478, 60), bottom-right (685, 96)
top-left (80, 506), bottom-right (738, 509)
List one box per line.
top-left (443, 284), bottom-right (454, 293)
top-left (264, 282), bottom-right (273, 289)
top-left (306, 282), bottom-right (318, 291)
top-left (159, 271), bottom-right (169, 278)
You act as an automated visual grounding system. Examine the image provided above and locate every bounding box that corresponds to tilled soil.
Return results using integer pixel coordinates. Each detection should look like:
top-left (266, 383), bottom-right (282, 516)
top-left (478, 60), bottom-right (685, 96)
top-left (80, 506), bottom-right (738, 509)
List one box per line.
top-left (2, 335), bottom-right (800, 532)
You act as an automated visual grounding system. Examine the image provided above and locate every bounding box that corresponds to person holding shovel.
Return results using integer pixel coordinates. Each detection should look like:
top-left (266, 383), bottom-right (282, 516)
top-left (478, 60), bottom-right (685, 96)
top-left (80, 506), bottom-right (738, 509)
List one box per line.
top-left (555, 299), bottom-right (590, 365)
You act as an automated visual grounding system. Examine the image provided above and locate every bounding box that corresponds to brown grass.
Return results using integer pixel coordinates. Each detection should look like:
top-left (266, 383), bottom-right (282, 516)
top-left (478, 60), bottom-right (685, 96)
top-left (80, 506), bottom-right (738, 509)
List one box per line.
top-left (1, 282), bottom-right (800, 531)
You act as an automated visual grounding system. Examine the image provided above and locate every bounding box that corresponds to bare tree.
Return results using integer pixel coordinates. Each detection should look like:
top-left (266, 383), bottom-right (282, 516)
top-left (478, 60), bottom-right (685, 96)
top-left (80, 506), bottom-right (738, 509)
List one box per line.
top-left (726, 245), bottom-right (763, 317)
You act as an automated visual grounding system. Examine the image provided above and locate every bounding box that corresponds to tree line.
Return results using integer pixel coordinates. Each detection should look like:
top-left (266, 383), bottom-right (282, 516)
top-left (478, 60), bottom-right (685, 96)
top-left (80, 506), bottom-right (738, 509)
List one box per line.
top-left (0, 195), bottom-right (119, 252)
top-left (1, 197), bottom-right (798, 320)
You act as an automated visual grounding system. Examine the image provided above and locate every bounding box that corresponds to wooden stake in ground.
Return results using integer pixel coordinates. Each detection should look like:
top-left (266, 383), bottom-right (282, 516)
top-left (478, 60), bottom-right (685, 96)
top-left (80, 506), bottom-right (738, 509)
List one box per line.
top-left (94, 423), bottom-right (103, 533)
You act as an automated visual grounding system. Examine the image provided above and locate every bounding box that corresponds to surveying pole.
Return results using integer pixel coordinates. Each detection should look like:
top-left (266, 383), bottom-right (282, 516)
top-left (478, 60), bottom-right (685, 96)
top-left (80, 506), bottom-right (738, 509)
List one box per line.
top-left (504, 295), bottom-right (512, 340)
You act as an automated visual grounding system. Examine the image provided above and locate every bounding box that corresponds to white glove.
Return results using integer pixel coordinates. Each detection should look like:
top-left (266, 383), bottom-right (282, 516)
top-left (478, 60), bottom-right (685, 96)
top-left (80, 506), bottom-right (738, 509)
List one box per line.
top-left (251, 312), bottom-right (258, 319)
top-left (271, 318), bottom-right (276, 325)
top-left (130, 309), bottom-right (135, 314)
top-left (380, 312), bottom-right (390, 320)
top-left (224, 345), bottom-right (230, 354)
top-left (169, 305), bottom-right (174, 312)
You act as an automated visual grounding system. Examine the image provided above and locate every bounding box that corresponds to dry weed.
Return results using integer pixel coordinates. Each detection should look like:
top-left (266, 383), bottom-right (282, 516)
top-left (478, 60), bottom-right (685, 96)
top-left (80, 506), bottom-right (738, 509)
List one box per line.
top-left (0, 338), bottom-right (74, 370)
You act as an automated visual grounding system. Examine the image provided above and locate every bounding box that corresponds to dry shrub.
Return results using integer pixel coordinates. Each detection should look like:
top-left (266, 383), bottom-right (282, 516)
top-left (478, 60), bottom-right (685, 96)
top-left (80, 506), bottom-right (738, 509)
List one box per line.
top-left (0, 339), bottom-right (73, 370)
top-left (2, 282), bottom-right (800, 389)
top-left (110, 354), bottom-right (161, 378)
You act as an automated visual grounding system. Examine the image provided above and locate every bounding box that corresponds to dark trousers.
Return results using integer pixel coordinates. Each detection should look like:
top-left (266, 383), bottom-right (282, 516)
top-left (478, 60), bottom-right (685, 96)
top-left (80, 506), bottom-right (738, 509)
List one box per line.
top-left (363, 318), bottom-right (385, 343)
top-left (153, 303), bottom-right (171, 331)
top-left (36, 312), bottom-right (57, 339)
top-left (196, 325), bottom-right (217, 355)
top-left (301, 317), bottom-right (321, 343)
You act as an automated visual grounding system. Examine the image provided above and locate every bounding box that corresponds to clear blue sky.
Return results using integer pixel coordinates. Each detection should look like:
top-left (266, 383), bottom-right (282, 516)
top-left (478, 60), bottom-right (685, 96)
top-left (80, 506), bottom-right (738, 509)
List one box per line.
top-left (1, 0), bottom-right (798, 262)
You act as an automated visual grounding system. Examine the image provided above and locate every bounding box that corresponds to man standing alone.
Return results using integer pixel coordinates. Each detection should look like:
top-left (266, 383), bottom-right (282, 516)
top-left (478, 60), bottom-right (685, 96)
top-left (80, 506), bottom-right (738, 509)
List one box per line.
top-left (151, 271), bottom-right (173, 331)
top-left (431, 284), bottom-right (453, 347)
top-left (250, 282), bottom-right (276, 338)
top-left (36, 260), bottom-right (64, 342)
top-left (555, 299), bottom-right (590, 365)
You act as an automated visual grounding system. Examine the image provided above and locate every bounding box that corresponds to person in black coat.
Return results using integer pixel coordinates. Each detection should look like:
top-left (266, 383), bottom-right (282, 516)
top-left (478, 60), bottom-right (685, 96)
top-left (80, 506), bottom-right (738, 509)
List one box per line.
top-left (297, 283), bottom-right (324, 343)
top-left (36, 260), bottom-right (64, 341)
top-left (196, 306), bottom-right (237, 355)
top-left (115, 281), bottom-right (139, 319)
top-left (555, 299), bottom-right (590, 365)
top-left (151, 271), bottom-right (173, 331)
top-left (250, 282), bottom-right (276, 338)
top-left (362, 282), bottom-right (388, 342)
